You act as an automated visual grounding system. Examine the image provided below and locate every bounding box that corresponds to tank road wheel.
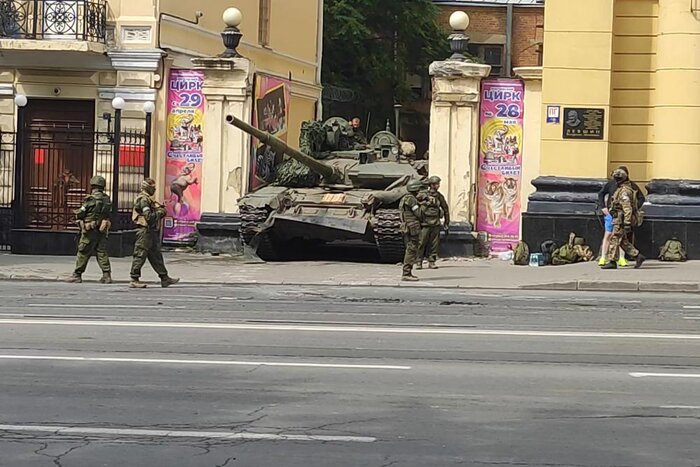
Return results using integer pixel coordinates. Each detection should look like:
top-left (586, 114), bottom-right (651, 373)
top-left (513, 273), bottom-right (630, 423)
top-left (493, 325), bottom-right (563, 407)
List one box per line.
top-left (239, 205), bottom-right (282, 261)
top-left (373, 209), bottom-right (406, 264)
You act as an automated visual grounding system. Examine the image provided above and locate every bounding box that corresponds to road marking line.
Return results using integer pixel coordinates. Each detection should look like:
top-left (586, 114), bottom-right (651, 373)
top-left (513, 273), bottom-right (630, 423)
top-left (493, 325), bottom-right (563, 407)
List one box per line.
top-left (0, 424), bottom-right (376, 443)
top-left (630, 372), bottom-right (700, 379)
top-left (1, 318), bottom-right (700, 340)
top-left (683, 306), bottom-right (700, 310)
top-left (683, 317), bottom-right (700, 320)
top-left (660, 406), bottom-right (700, 409)
top-left (0, 355), bottom-right (410, 371)
top-left (27, 305), bottom-right (186, 310)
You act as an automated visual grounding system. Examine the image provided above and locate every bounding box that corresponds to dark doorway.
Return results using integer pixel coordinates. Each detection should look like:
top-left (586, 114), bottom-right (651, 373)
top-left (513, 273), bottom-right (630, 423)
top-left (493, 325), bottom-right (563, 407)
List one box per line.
top-left (20, 99), bottom-right (95, 231)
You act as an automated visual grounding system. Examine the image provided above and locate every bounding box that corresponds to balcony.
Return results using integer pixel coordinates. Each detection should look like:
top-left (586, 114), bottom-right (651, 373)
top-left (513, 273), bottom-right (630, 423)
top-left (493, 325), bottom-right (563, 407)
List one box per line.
top-left (0, 0), bottom-right (107, 43)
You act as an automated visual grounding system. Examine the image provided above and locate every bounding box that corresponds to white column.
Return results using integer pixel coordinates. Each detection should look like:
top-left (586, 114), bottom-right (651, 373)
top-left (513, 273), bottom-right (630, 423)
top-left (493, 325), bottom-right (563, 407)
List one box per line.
top-left (428, 60), bottom-right (490, 226)
top-left (192, 57), bottom-right (254, 214)
top-left (514, 66), bottom-right (543, 214)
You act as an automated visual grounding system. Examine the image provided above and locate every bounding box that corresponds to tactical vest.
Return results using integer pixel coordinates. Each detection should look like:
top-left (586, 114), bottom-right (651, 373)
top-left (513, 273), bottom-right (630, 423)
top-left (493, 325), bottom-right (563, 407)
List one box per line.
top-left (399, 194), bottom-right (421, 235)
top-left (132, 193), bottom-right (154, 228)
top-left (84, 192), bottom-right (112, 221)
top-left (421, 191), bottom-right (442, 226)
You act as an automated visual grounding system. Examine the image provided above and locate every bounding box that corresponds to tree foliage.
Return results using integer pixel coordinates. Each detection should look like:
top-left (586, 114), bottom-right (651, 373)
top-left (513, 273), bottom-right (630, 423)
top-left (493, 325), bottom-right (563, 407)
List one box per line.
top-left (322, 0), bottom-right (449, 133)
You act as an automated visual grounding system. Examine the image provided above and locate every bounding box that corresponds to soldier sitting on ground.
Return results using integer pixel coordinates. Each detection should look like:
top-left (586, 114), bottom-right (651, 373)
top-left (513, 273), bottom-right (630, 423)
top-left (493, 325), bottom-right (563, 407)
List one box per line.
top-left (67, 176), bottom-right (113, 284)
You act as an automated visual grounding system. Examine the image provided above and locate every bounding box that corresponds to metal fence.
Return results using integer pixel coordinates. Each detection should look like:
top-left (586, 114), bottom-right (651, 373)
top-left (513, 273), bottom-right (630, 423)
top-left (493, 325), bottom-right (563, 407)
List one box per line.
top-left (0, 0), bottom-right (107, 42)
top-left (0, 126), bottom-right (148, 250)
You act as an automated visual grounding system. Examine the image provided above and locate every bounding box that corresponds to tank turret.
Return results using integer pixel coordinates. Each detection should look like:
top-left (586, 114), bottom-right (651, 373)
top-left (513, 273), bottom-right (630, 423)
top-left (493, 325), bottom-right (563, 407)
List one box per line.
top-left (227, 115), bottom-right (417, 190)
top-left (227, 115), bottom-right (341, 183)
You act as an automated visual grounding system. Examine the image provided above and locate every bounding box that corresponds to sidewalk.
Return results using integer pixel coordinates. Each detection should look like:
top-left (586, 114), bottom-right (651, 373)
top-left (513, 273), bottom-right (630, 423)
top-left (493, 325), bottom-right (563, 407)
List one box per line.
top-left (0, 252), bottom-right (698, 293)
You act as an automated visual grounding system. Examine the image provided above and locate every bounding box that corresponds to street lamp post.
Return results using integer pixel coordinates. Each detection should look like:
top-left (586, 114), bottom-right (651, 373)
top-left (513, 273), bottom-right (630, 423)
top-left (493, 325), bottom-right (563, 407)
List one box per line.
top-left (220, 8), bottom-right (243, 58)
top-left (143, 101), bottom-right (155, 179)
top-left (448, 11), bottom-right (471, 61)
top-left (13, 94), bottom-right (28, 228)
top-left (111, 97), bottom-right (125, 213)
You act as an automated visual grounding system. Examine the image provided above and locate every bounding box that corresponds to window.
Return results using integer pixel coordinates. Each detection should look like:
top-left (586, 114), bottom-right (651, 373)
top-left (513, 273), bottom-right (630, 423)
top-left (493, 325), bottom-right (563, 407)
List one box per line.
top-left (259, 0), bottom-right (271, 46)
top-left (468, 44), bottom-right (505, 77)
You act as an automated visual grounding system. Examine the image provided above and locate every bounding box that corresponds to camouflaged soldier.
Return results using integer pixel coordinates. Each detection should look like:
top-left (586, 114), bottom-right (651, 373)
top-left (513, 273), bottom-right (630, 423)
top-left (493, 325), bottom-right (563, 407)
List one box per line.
top-left (129, 178), bottom-right (180, 288)
top-left (416, 176), bottom-right (450, 270)
top-left (67, 176), bottom-right (113, 284)
top-left (400, 181), bottom-right (424, 281)
top-left (601, 168), bottom-right (645, 270)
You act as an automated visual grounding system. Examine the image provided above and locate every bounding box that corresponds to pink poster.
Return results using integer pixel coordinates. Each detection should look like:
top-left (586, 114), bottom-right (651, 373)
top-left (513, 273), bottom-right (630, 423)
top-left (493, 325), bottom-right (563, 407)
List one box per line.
top-left (476, 79), bottom-right (525, 253)
top-left (163, 70), bottom-right (204, 244)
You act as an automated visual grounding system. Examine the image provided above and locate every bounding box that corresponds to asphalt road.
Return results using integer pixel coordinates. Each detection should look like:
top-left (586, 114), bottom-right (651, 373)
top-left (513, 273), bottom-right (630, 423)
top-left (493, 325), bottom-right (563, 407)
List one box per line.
top-left (0, 281), bottom-right (699, 467)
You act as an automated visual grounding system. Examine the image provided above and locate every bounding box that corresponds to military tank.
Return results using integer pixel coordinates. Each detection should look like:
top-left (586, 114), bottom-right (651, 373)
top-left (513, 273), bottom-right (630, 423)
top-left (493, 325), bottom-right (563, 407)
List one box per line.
top-left (227, 115), bottom-right (425, 263)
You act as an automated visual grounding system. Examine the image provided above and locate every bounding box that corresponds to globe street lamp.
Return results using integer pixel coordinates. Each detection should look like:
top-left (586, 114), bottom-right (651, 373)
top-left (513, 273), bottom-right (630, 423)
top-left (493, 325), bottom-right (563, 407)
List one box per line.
top-left (220, 7), bottom-right (243, 58)
top-left (448, 11), bottom-right (471, 61)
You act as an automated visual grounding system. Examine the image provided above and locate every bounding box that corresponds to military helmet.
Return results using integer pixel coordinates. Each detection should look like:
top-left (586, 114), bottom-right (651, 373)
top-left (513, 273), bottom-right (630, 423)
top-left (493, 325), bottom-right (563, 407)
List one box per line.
top-left (141, 178), bottom-right (157, 190)
top-left (428, 176), bottom-right (441, 184)
top-left (90, 175), bottom-right (106, 188)
top-left (407, 181), bottom-right (423, 193)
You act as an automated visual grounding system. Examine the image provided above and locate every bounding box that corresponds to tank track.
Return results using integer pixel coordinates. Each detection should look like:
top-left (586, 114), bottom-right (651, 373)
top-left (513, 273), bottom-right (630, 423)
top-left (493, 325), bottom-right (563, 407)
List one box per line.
top-left (239, 206), bottom-right (280, 261)
top-left (373, 209), bottom-right (406, 264)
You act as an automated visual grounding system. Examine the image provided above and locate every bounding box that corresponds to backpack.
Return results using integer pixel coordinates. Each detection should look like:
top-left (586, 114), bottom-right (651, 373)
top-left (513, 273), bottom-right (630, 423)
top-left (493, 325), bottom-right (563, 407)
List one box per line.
top-left (513, 241), bottom-right (530, 266)
top-left (540, 240), bottom-right (559, 265)
top-left (551, 232), bottom-right (594, 265)
top-left (659, 238), bottom-right (687, 262)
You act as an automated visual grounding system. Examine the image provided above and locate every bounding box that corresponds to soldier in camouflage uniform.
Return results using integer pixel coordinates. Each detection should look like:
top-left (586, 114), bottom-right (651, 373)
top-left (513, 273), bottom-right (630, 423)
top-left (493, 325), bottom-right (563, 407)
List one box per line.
top-left (601, 168), bottom-right (646, 270)
top-left (416, 176), bottom-right (450, 270)
top-left (129, 178), bottom-right (180, 288)
top-left (400, 181), bottom-right (424, 281)
top-left (67, 176), bottom-right (113, 284)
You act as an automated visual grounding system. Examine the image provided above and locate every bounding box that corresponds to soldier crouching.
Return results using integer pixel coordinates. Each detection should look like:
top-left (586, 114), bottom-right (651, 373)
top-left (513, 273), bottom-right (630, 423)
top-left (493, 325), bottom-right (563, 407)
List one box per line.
top-left (129, 178), bottom-right (180, 288)
top-left (67, 176), bottom-right (112, 284)
top-left (601, 168), bottom-right (646, 270)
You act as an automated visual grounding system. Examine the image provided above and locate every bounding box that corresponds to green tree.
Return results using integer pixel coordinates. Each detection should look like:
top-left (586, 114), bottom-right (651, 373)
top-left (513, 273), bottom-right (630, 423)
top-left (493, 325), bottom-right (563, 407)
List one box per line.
top-left (322, 0), bottom-right (449, 134)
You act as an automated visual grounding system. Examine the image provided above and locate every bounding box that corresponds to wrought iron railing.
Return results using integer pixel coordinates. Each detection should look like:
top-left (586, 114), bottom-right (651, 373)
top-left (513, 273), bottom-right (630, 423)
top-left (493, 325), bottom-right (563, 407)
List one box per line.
top-left (0, 0), bottom-right (107, 42)
top-left (0, 125), bottom-right (147, 249)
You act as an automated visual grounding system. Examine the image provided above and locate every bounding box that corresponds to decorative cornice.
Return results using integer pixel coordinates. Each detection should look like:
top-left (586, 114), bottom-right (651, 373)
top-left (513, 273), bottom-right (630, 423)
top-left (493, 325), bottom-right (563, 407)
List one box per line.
top-left (108, 49), bottom-right (166, 71)
top-left (429, 60), bottom-right (491, 78)
top-left (514, 66), bottom-right (543, 80)
top-left (98, 87), bottom-right (157, 102)
top-left (0, 84), bottom-right (14, 96)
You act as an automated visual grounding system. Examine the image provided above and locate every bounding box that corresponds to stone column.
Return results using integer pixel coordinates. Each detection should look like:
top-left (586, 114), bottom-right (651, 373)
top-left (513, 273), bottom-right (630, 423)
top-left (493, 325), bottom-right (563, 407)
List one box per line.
top-left (428, 60), bottom-right (490, 227)
top-left (650, 0), bottom-right (700, 179)
top-left (191, 57), bottom-right (254, 214)
top-left (514, 66), bottom-right (543, 213)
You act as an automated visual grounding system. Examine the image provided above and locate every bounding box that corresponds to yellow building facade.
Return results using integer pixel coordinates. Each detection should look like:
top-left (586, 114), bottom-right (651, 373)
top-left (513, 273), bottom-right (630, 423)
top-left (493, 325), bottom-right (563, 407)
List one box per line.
top-left (540, 0), bottom-right (700, 185)
top-left (0, 0), bottom-right (321, 251)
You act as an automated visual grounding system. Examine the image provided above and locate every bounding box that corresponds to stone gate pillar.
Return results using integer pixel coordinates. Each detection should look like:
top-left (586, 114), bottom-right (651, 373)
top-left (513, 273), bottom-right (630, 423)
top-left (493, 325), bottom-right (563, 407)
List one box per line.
top-left (191, 57), bottom-right (254, 214)
top-left (428, 34), bottom-right (490, 227)
top-left (191, 8), bottom-right (254, 215)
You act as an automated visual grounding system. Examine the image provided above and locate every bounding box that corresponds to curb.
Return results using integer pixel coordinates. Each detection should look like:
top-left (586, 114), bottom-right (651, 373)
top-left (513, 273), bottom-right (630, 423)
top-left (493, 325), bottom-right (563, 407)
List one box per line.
top-left (0, 274), bottom-right (698, 293)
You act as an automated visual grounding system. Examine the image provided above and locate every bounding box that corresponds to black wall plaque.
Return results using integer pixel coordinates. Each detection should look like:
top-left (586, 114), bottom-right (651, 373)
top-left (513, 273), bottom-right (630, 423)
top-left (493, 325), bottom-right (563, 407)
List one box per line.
top-left (563, 108), bottom-right (605, 140)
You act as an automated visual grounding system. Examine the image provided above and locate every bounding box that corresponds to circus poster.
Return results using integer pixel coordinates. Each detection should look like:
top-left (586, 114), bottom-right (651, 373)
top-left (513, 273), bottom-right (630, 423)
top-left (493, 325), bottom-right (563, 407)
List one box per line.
top-left (476, 79), bottom-right (525, 253)
top-left (163, 69), bottom-right (204, 244)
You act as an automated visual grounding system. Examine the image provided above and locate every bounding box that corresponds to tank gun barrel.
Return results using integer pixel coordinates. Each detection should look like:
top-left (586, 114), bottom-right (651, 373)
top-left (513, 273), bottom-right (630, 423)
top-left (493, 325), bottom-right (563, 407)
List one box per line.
top-left (226, 115), bottom-right (337, 181)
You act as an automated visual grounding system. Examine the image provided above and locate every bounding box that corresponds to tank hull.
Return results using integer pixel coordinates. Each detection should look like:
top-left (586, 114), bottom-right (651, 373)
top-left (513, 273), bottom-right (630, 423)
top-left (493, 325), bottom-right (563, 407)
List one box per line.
top-left (238, 186), bottom-right (405, 263)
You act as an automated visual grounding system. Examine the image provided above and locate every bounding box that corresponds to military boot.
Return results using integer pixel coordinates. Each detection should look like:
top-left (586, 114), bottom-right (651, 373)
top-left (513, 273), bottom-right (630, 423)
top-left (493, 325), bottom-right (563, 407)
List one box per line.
top-left (415, 261), bottom-right (423, 270)
top-left (66, 273), bottom-right (82, 283)
top-left (634, 254), bottom-right (646, 269)
top-left (428, 262), bottom-right (438, 270)
top-left (161, 277), bottom-right (180, 288)
top-left (99, 272), bottom-right (113, 284)
top-left (402, 274), bottom-right (419, 282)
top-left (600, 262), bottom-right (618, 270)
top-left (129, 280), bottom-right (147, 289)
